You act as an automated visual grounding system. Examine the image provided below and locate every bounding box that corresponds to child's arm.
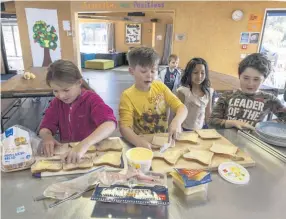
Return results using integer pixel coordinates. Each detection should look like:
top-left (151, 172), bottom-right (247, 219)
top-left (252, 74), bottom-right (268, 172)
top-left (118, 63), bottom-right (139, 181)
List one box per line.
top-left (209, 92), bottom-right (254, 130)
top-left (165, 86), bottom-right (188, 141)
top-left (64, 121), bottom-right (116, 163)
top-left (270, 95), bottom-right (286, 123)
top-left (119, 92), bottom-right (152, 149)
top-left (39, 128), bottom-right (61, 157)
top-left (176, 89), bottom-right (185, 103)
top-left (205, 89), bottom-right (214, 125)
top-left (39, 99), bottom-right (61, 157)
top-left (169, 105), bottom-right (188, 141)
top-left (120, 127), bottom-right (152, 149)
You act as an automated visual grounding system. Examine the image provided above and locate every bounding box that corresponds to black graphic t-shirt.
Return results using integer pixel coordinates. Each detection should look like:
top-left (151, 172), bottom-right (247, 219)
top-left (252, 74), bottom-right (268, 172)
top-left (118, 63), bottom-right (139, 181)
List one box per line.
top-left (209, 90), bottom-right (286, 127)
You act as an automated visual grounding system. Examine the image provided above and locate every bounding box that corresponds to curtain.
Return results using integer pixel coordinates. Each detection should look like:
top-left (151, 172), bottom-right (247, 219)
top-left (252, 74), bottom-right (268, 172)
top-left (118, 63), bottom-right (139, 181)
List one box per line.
top-left (107, 23), bottom-right (115, 52)
top-left (161, 24), bottom-right (173, 65)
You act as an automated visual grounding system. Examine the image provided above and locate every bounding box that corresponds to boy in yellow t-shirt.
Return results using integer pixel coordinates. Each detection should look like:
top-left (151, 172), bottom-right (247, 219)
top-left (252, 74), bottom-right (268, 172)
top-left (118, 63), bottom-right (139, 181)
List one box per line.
top-left (119, 47), bottom-right (188, 149)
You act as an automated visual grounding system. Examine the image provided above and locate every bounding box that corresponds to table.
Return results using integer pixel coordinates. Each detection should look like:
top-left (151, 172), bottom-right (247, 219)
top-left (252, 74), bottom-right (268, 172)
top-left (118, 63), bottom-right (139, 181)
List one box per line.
top-left (1, 129), bottom-right (285, 219)
top-left (1, 67), bottom-right (53, 99)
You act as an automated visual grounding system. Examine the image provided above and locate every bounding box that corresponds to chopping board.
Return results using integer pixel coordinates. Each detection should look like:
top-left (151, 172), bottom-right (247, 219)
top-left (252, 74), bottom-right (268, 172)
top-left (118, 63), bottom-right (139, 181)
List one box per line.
top-left (140, 132), bottom-right (255, 174)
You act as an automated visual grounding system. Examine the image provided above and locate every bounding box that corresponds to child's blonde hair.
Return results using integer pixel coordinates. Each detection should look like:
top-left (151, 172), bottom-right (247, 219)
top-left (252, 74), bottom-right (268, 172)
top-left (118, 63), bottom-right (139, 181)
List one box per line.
top-left (46, 60), bottom-right (93, 91)
top-left (168, 54), bottom-right (179, 63)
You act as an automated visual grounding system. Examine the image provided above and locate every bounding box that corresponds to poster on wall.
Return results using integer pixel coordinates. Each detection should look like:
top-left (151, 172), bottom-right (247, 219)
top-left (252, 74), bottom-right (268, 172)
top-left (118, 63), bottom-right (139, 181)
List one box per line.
top-left (125, 23), bottom-right (141, 44)
top-left (248, 14), bottom-right (263, 32)
top-left (25, 8), bottom-right (61, 67)
top-left (249, 32), bottom-right (260, 44)
top-left (240, 32), bottom-right (250, 44)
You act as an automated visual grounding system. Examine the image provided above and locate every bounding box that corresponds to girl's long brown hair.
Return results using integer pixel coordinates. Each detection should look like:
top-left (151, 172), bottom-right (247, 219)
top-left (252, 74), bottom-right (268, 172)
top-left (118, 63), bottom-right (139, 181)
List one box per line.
top-left (46, 59), bottom-right (94, 91)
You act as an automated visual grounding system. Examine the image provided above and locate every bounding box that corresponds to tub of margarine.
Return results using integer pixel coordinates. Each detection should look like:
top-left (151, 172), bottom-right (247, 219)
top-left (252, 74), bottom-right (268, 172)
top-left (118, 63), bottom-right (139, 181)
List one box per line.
top-left (126, 147), bottom-right (153, 173)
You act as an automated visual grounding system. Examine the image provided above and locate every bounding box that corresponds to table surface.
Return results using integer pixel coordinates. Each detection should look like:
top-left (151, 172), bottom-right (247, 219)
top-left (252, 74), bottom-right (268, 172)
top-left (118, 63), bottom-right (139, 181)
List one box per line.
top-left (1, 129), bottom-right (285, 219)
top-left (1, 67), bottom-right (52, 96)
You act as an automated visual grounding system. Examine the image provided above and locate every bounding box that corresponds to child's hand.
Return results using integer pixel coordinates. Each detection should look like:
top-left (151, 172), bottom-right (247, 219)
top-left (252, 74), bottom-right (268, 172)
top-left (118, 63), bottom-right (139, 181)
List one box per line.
top-left (62, 143), bottom-right (88, 164)
top-left (137, 139), bottom-right (152, 149)
top-left (42, 136), bottom-right (61, 157)
top-left (225, 120), bottom-right (255, 131)
top-left (168, 118), bottom-right (182, 142)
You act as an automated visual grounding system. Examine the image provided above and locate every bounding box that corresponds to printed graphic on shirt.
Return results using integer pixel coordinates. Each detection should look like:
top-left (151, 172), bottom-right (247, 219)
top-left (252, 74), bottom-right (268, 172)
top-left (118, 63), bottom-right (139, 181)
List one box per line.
top-left (227, 97), bottom-right (265, 126)
top-left (134, 93), bottom-right (168, 134)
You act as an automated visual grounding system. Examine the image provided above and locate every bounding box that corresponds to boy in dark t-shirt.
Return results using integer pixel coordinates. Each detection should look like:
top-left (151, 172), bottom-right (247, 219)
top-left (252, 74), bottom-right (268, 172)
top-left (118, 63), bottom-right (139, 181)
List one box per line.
top-left (209, 53), bottom-right (286, 130)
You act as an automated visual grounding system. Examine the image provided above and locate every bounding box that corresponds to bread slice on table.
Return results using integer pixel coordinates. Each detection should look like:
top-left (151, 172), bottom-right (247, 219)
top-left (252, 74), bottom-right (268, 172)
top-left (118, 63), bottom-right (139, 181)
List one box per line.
top-left (63, 158), bottom-right (93, 171)
top-left (153, 148), bottom-right (187, 165)
top-left (69, 142), bottom-right (96, 153)
top-left (31, 160), bottom-right (63, 173)
top-left (54, 143), bottom-right (70, 155)
top-left (151, 135), bottom-right (175, 149)
top-left (209, 142), bottom-right (238, 156)
top-left (176, 132), bottom-right (199, 144)
top-left (195, 129), bottom-right (221, 139)
top-left (93, 151), bottom-right (122, 168)
top-left (95, 137), bottom-right (123, 152)
top-left (183, 149), bottom-right (214, 165)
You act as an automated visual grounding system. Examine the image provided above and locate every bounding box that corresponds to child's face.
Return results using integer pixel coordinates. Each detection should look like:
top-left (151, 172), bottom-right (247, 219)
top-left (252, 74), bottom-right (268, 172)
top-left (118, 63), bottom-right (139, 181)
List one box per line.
top-left (239, 67), bottom-right (265, 94)
top-left (169, 59), bottom-right (179, 69)
top-left (50, 80), bottom-right (82, 104)
top-left (129, 65), bottom-right (158, 91)
top-left (191, 64), bottom-right (206, 85)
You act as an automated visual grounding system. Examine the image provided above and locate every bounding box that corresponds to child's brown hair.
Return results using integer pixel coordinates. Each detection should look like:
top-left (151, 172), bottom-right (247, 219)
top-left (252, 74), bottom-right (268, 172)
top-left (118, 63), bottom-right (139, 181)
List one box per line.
top-left (46, 60), bottom-right (93, 91)
top-left (127, 47), bottom-right (159, 68)
top-left (168, 54), bottom-right (179, 63)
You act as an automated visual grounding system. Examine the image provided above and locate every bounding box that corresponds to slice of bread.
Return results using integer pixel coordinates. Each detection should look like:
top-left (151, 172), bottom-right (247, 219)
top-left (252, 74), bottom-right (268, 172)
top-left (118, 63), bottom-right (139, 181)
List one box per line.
top-left (176, 132), bottom-right (199, 144)
top-left (95, 137), bottom-right (123, 152)
top-left (153, 148), bottom-right (187, 165)
top-left (63, 158), bottom-right (93, 171)
top-left (69, 142), bottom-right (96, 153)
top-left (54, 143), bottom-right (70, 155)
top-left (195, 129), bottom-right (221, 139)
top-left (31, 160), bottom-right (63, 173)
top-left (183, 149), bottom-right (214, 165)
top-left (93, 151), bottom-right (122, 167)
top-left (210, 142), bottom-right (238, 156)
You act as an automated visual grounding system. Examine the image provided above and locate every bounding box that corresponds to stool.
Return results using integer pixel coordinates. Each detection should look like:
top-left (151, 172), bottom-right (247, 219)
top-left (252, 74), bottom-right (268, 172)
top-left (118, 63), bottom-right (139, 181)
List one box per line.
top-left (85, 59), bottom-right (114, 70)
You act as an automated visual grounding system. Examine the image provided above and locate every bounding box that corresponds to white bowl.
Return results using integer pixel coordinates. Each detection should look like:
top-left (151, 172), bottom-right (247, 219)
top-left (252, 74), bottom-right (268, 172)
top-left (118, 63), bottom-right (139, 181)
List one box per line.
top-left (126, 147), bottom-right (153, 173)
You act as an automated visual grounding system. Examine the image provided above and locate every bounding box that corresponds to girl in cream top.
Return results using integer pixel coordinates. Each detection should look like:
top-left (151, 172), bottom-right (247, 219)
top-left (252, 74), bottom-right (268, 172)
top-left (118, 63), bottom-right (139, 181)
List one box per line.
top-left (177, 58), bottom-right (214, 130)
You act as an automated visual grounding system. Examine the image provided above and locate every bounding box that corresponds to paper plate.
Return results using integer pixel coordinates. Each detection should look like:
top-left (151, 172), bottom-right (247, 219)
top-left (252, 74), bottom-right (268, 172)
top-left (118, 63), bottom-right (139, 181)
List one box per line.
top-left (218, 162), bottom-right (250, 185)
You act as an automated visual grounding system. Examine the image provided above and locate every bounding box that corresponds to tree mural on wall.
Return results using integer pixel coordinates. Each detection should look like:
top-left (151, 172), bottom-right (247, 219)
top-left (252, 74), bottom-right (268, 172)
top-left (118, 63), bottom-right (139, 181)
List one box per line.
top-left (33, 20), bottom-right (58, 66)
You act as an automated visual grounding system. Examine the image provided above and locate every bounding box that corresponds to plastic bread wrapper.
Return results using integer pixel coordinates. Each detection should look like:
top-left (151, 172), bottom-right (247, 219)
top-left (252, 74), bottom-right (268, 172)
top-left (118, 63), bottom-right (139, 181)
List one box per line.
top-left (42, 166), bottom-right (106, 200)
top-left (96, 168), bottom-right (168, 188)
top-left (1, 125), bottom-right (41, 172)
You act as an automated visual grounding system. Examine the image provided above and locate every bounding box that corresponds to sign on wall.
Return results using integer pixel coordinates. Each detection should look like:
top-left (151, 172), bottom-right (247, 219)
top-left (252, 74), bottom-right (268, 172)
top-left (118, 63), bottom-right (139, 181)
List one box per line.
top-left (125, 23), bottom-right (141, 44)
top-left (25, 8), bottom-right (61, 67)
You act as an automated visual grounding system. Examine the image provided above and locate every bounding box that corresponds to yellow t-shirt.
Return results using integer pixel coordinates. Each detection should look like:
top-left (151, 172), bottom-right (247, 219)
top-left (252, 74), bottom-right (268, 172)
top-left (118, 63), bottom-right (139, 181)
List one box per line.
top-left (119, 80), bottom-right (183, 134)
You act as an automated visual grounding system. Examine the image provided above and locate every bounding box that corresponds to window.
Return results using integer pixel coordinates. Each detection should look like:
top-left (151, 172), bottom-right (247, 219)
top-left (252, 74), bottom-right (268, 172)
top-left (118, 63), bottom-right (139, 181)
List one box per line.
top-left (259, 10), bottom-right (286, 89)
top-left (79, 22), bottom-right (108, 53)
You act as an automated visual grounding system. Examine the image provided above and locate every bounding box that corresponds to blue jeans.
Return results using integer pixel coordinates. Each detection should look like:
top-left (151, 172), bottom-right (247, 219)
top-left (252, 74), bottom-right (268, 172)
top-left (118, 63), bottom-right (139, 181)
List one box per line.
top-left (182, 124), bottom-right (209, 132)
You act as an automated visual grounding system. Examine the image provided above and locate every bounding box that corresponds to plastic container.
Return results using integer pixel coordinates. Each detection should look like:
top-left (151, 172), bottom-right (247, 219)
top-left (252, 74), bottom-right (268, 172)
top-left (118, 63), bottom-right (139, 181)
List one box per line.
top-left (126, 147), bottom-right (153, 173)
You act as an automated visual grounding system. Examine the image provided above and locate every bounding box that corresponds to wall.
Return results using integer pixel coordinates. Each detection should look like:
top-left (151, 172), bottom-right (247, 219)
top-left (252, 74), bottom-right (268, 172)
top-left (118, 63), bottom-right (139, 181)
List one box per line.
top-left (14, 1), bottom-right (74, 69)
top-left (172, 1), bottom-right (286, 77)
top-left (15, 1), bottom-right (286, 76)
